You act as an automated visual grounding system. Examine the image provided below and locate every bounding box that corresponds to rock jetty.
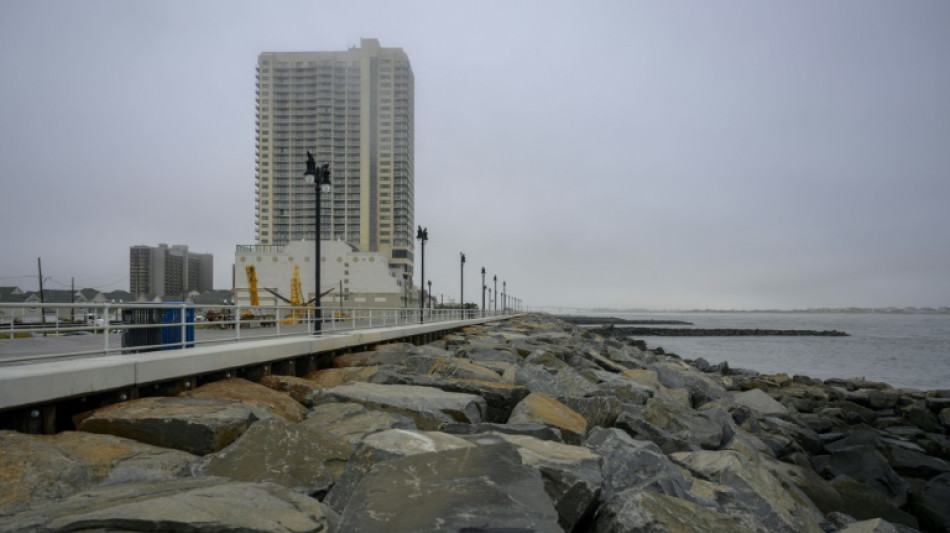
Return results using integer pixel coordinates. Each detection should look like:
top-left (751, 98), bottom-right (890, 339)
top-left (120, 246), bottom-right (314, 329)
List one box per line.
top-left (1, 314), bottom-right (948, 532)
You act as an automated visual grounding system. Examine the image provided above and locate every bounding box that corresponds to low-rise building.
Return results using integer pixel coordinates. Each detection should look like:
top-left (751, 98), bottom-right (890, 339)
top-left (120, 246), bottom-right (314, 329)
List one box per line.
top-left (234, 240), bottom-right (409, 311)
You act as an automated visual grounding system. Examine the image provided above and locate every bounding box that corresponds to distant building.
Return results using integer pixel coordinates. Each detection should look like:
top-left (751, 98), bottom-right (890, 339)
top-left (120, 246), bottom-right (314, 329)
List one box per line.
top-left (130, 244), bottom-right (213, 298)
top-left (234, 240), bottom-right (407, 310)
top-left (255, 39), bottom-right (415, 279)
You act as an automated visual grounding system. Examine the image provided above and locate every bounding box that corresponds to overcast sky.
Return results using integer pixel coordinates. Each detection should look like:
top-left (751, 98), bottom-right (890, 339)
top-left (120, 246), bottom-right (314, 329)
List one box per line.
top-left (1, 1), bottom-right (948, 311)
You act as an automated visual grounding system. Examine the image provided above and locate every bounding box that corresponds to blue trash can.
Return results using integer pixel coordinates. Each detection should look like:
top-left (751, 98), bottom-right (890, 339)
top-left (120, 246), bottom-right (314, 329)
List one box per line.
top-left (121, 308), bottom-right (163, 353)
top-left (160, 303), bottom-right (195, 350)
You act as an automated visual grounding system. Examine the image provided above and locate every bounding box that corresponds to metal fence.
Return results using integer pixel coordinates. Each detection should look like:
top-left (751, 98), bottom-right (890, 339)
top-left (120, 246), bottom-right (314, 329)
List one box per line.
top-left (0, 302), bottom-right (509, 362)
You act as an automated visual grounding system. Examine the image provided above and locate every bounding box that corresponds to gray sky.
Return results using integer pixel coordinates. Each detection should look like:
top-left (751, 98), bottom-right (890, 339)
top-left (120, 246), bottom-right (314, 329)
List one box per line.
top-left (1, 1), bottom-right (948, 311)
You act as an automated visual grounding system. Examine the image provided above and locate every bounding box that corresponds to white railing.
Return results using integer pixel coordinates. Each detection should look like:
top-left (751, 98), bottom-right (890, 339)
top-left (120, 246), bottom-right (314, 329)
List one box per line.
top-left (0, 302), bottom-right (510, 362)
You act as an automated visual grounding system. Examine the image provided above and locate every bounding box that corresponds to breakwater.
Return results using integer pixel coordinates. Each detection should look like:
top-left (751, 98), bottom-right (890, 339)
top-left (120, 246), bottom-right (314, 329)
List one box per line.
top-left (603, 326), bottom-right (850, 336)
top-left (1, 314), bottom-right (948, 532)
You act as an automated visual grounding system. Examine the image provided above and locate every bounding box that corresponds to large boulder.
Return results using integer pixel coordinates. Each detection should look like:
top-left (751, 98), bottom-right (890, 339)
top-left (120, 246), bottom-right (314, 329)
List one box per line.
top-left (180, 377), bottom-right (307, 422)
top-left (827, 444), bottom-right (910, 507)
top-left (828, 475), bottom-right (919, 529)
top-left (336, 443), bottom-right (561, 532)
top-left (78, 397), bottom-right (258, 455)
top-left (0, 477), bottom-right (337, 533)
top-left (733, 388), bottom-right (789, 416)
top-left (583, 427), bottom-right (696, 503)
top-left (671, 449), bottom-right (826, 533)
top-left (311, 382), bottom-right (486, 430)
top-left (912, 472), bottom-right (950, 533)
top-left (324, 428), bottom-right (475, 514)
top-left (192, 418), bottom-right (353, 498)
top-left (303, 402), bottom-right (416, 445)
top-left (592, 489), bottom-right (757, 533)
top-left (0, 430), bottom-right (195, 513)
top-left (508, 392), bottom-right (588, 445)
top-left (485, 433), bottom-right (604, 533)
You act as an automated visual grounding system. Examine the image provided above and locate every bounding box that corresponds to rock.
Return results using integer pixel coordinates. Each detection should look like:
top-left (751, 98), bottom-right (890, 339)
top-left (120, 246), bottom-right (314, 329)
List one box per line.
top-left (330, 347), bottom-right (412, 367)
top-left (457, 345), bottom-right (523, 365)
top-left (301, 366), bottom-right (387, 387)
top-left (181, 377), bottom-right (308, 422)
top-left (653, 362), bottom-right (729, 407)
top-left (481, 433), bottom-right (603, 533)
top-left (617, 398), bottom-right (732, 453)
top-left (260, 374), bottom-right (326, 407)
top-left (583, 427), bottom-right (695, 503)
top-left (901, 403), bottom-right (939, 432)
top-left (593, 489), bottom-right (757, 533)
top-left (374, 374), bottom-right (529, 423)
top-left (911, 472), bottom-right (950, 533)
top-left (324, 428), bottom-right (475, 514)
top-left (508, 392), bottom-right (588, 445)
top-left (837, 518), bottom-right (903, 533)
top-left (939, 407), bottom-right (950, 428)
top-left (556, 394), bottom-right (624, 429)
top-left (671, 449), bottom-right (825, 533)
top-left (78, 397), bottom-right (258, 455)
top-left (336, 443), bottom-right (561, 532)
top-left (311, 382), bottom-right (486, 430)
top-left (404, 355), bottom-right (506, 382)
top-left (733, 388), bottom-right (789, 416)
top-left (192, 418), bottom-right (353, 498)
top-left (0, 430), bottom-right (195, 513)
top-left (621, 368), bottom-right (691, 406)
top-left (829, 475), bottom-right (919, 529)
top-left (439, 421), bottom-right (565, 442)
top-left (0, 477), bottom-right (337, 533)
top-left (303, 402), bottom-right (416, 445)
top-left (827, 445), bottom-right (910, 507)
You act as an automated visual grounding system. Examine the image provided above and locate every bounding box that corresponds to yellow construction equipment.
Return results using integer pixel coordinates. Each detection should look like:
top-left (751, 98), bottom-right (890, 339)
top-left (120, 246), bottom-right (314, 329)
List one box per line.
top-left (242, 265), bottom-right (275, 326)
top-left (282, 265), bottom-right (307, 325)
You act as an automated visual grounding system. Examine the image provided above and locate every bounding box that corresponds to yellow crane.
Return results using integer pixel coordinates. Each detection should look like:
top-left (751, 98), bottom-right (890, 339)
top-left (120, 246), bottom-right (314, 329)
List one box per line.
top-left (242, 265), bottom-right (275, 326)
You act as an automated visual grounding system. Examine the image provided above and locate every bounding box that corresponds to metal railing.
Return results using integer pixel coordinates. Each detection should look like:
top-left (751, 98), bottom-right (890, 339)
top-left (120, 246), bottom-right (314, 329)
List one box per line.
top-left (0, 302), bottom-right (510, 363)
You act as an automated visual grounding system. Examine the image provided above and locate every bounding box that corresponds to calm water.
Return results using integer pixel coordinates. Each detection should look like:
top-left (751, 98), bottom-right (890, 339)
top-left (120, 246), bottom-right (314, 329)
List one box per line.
top-left (606, 312), bottom-right (950, 391)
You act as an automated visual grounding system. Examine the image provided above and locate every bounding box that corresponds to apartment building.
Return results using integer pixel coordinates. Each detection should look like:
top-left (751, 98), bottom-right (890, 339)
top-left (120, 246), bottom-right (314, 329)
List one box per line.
top-left (129, 244), bottom-right (213, 298)
top-left (255, 38), bottom-right (415, 279)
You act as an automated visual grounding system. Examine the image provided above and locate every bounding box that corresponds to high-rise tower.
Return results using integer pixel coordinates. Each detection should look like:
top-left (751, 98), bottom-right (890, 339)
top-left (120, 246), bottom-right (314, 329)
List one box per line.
top-left (255, 39), bottom-right (415, 275)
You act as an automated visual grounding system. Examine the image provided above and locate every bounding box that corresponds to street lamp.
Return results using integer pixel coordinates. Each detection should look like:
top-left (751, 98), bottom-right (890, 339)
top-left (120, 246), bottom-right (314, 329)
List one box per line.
top-left (503, 281), bottom-right (507, 313)
top-left (481, 267), bottom-right (486, 317)
top-left (416, 226), bottom-right (428, 323)
top-left (493, 275), bottom-right (498, 313)
top-left (304, 151), bottom-right (330, 334)
top-left (460, 252), bottom-right (466, 318)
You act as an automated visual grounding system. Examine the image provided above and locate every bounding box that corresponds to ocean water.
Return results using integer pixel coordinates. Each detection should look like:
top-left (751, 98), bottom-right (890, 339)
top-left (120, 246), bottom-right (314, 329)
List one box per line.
top-left (604, 312), bottom-right (950, 391)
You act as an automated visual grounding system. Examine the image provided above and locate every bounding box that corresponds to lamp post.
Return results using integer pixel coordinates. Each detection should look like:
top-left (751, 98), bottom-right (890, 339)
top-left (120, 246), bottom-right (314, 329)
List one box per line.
top-left (416, 226), bottom-right (428, 323)
top-left (304, 151), bottom-right (330, 334)
top-left (481, 267), bottom-right (486, 318)
top-left (460, 252), bottom-right (466, 318)
top-left (427, 280), bottom-right (432, 311)
top-left (493, 275), bottom-right (497, 313)
top-left (503, 281), bottom-right (507, 313)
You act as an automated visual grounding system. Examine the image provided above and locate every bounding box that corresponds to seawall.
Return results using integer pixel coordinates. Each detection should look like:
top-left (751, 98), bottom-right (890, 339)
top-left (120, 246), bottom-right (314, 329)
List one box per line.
top-left (1, 313), bottom-right (948, 532)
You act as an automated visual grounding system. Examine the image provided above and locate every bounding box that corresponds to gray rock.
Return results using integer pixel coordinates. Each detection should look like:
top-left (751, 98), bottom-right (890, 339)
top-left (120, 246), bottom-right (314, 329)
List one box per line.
top-left (0, 477), bottom-right (337, 533)
top-left (837, 518), bottom-right (902, 533)
top-left (336, 443), bottom-right (562, 532)
top-left (827, 445), bottom-right (910, 508)
top-left (323, 428), bottom-right (476, 514)
top-left (653, 362), bottom-right (729, 407)
top-left (304, 401), bottom-right (416, 445)
top-left (733, 388), bottom-right (789, 416)
top-left (192, 418), bottom-right (353, 498)
top-left (912, 472), bottom-right (950, 533)
top-left (583, 427), bottom-right (696, 503)
top-left (78, 396), bottom-right (258, 455)
top-left (829, 475), bottom-right (919, 529)
top-left (0, 430), bottom-right (195, 514)
top-left (481, 433), bottom-right (603, 533)
top-left (311, 381), bottom-right (486, 430)
top-left (671, 449), bottom-right (825, 533)
top-left (592, 489), bottom-right (757, 533)
top-left (556, 394), bottom-right (623, 429)
top-left (439, 421), bottom-right (565, 442)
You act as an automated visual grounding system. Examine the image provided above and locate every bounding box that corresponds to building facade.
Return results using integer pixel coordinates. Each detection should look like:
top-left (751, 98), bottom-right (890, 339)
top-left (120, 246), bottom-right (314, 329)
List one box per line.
top-left (130, 244), bottom-right (213, 298)
top-left (234, 240), bottom-right (408, 310)
top-left (255, 38), bottom-right (415, 278)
